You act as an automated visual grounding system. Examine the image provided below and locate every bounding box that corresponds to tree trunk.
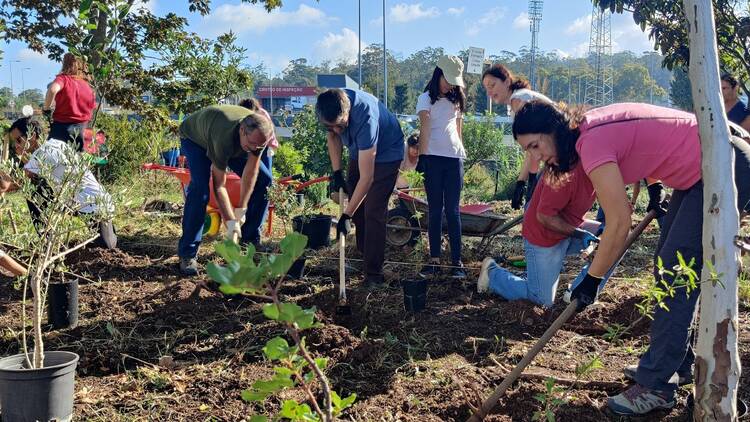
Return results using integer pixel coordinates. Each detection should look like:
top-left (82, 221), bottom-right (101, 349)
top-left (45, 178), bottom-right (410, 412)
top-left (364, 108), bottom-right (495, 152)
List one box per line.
top-left (32, 272), bottom-right (44, 369)
top-left (683, 1), bottom-right (741, 420)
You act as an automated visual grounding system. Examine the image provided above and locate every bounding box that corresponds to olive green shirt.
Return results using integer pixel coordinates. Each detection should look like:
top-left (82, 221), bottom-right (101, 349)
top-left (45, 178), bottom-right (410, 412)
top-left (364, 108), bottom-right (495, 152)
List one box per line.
top-left (179, 105), bottom-right (251, 171)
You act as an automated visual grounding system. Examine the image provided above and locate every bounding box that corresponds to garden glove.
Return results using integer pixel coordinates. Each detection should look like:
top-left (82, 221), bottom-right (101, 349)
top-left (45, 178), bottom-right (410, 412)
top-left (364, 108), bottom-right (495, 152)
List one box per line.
top-left (511, 180), bottom-right (526, 210)
top-left (42, 109), bottom-right (52, 124)
top-left (646, 182), bottom-right (668, 218)
top-left (233, 207), bottom-right (247, 225)
top-left (336, 213), bottom-right (352, 240)
top-left (572, 228), bottom-right (600, 249)
top-left (330, 170), bottom-right (349, 197)
top-left (570, 273), bottom-right (602, 312)
top-left (225, 219), bottom-right (242, 243)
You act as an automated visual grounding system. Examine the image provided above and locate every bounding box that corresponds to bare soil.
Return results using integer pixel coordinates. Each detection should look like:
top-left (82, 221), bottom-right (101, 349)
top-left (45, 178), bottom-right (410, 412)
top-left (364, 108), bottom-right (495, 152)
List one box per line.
top-left (0, 208), bottom-right (747, 422)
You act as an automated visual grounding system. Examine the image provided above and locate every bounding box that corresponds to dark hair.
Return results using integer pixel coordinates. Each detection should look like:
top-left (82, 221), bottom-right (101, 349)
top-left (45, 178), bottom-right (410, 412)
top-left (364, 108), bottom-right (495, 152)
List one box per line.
top-left (512, 101), bottom-right (583, 176)
top-left (407, 133), bottom-right (419, 146)
top-left (9, 117), bottom-right (43, 139)
top-left (721, 73), bottom-right (739, 88)
top-left (481, 63), bottom-right (530, 92)
top-left (424, 67), bottom-right (466, 112)
top-left (316, 89), bottom-right (350, 123)
top-left (239, 97), bottom-right (262, 111)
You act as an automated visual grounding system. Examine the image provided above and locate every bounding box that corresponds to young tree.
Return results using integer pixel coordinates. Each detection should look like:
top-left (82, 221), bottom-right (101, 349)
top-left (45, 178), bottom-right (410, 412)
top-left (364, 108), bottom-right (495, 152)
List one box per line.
top-left (669, 66), bottom-right (694, 111)
top-left (683, 1), bottom-right (741, 419)
top-left (392, 83), bottom-right (409, 114)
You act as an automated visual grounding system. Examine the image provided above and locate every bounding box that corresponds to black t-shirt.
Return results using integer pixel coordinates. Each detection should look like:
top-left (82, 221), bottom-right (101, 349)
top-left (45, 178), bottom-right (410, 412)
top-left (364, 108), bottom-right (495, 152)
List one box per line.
top-left (727, 101), bottom-right (750, 211)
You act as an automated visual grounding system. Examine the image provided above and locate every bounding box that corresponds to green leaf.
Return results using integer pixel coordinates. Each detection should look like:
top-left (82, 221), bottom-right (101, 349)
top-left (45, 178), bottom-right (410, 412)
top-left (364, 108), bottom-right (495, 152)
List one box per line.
top-left (314, 357), bottom-right (328, 371)
top-left (241, 389), bottom-right (269, 402)
top-left (332, 391), bottom-right (356, 415)
top-left (249, 416), bottom-right (268, 422)
top-left (268, 253), bottom-right (293, 277)
top-left (262, 303), bottom-right (280, 320)
top-left (79, 0), bottom-right (94, 14)
top-left (279, 232), bottom-right (307, 259)
top-left (206, 263), bottom-right (231, 284)
top-left (215, 240), bottom-right (243, 263)
top-left (86, 23), bottom-right (98, 30)
top-left (263, 336), bottom-right (290, 360)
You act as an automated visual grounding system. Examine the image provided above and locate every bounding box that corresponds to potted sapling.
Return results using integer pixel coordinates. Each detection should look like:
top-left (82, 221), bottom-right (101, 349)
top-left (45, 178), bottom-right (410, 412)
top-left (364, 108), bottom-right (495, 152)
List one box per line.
top-left (292, 182), bottom-right (333, 250)
top-left (0, 120), bottom-right (114, 421)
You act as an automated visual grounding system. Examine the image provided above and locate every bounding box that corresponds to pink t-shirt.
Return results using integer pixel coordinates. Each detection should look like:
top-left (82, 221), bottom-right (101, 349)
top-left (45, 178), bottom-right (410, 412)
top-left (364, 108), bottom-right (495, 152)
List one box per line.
top-left (257, 108), bottom-right (279, 150)
top-left (576, 103), bottom-right (702, 190)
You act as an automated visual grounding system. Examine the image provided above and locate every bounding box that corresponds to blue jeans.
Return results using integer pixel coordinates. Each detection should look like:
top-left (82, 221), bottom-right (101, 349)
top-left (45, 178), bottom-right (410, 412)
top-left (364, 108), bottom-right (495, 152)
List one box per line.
top-left (488, 221), bottom-right (602, 307)
top-left (422, 155), bottom-right (464, 264)
top-left (178, 138), bottom-right (258, 258)
top-left (241, 148), bottom-right (273, 245)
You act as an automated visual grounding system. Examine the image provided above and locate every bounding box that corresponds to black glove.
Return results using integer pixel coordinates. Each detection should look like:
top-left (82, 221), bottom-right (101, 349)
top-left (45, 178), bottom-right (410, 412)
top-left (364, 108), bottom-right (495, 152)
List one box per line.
top-left (42, 109), bottom-right (52, 123)
top-left (330, 170), bottom-right (349, 196)
top-left (646, 182), bottom-right (668, 218)
top-left (511, 180), bottom-right (526, 210)
top-left (336, 213), bottom-right (352, 239)
top-left (570, 273), bottom-right (603, 312)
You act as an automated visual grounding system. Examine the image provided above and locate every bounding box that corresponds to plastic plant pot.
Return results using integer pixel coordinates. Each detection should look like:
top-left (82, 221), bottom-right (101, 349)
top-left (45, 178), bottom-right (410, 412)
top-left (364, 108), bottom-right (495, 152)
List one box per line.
top-left (47, 279), bottom-right (79, 329)
top-left (292, 215), bottom-right (332, 249)
top-left (403, 279), bottom-right (427, 312)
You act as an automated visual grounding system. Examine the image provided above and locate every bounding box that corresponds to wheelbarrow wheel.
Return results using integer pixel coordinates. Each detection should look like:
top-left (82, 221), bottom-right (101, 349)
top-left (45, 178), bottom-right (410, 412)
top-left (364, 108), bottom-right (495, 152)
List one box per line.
top-left (203, 211), bottom-right (221, 237)
top-left (386, 207), bottom-right (420, 247)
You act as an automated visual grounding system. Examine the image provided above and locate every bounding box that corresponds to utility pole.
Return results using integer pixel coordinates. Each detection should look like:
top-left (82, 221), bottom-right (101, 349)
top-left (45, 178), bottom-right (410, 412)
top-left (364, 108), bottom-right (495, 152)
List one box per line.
top-left (584, 6), bottom-right (613, 106)
top-left (269, 71), bottom-right (273, 114)
top-left (382, 0), bottom-right (387, 106)
top-left (528, 0), bottom-right (544, 90)
top-left (8, 59), bottom-right (20, 114)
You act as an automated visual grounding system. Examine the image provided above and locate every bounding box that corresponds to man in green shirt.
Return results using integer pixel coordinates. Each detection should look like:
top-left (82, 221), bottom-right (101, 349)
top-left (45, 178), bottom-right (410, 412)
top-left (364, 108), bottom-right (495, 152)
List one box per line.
top-left (178, 105), bottom-right (274, 275)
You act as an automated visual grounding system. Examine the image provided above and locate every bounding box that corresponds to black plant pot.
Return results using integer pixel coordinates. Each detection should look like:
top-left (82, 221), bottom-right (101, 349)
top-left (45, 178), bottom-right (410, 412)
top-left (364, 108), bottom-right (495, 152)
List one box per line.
top-left (0, 351), bottom-right (79, 422)
top-left (48, 279), bottom-right (79, 329)
top-left (286, 257), bottom-right (307, 280)
top-left (292, 214), bottom-right (332, 249)
top-left (403, 279), bottom-right (427, 312)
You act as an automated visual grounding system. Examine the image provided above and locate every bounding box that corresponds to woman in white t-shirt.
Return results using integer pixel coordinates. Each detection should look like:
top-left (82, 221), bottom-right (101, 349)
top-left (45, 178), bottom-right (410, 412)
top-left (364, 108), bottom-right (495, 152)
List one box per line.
top-left (416, 55), bottom-right (467, 279)
top-left (482, 63), bottom-right (554, 210)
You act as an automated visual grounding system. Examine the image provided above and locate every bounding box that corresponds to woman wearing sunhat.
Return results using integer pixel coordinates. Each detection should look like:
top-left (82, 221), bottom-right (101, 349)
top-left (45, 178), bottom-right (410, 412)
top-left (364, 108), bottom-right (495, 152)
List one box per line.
top-left (416, 55), bottom-right (468, 279)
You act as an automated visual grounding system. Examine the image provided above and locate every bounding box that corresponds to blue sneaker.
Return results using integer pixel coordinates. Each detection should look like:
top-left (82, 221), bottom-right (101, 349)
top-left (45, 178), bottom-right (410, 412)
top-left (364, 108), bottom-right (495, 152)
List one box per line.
top-left (607, 384), bottom-right (675, 415)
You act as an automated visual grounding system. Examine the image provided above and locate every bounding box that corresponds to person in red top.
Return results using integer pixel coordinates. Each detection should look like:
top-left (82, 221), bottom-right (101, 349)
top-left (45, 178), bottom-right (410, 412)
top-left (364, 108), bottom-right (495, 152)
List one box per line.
top-left (43, 53), bottom-right (96, 151)
top-left (477, 162), bottom-right (599, 307)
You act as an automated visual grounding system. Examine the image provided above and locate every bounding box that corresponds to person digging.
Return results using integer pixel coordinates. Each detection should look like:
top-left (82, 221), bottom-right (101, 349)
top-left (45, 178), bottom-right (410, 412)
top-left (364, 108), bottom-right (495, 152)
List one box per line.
top-left (316, 88), bottom-right (404, 288)
top-left (177, 105), bottom-right (274, 276)
top-left (5, 117), bottom-right (117, 249)
top-left (477, 159), bottom-right (601, 307)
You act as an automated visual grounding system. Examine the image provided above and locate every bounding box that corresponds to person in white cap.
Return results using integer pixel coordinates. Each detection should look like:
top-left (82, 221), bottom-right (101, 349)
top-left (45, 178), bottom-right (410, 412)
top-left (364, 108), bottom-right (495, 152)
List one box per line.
top-left (416, 55), bottom-right (468, 280)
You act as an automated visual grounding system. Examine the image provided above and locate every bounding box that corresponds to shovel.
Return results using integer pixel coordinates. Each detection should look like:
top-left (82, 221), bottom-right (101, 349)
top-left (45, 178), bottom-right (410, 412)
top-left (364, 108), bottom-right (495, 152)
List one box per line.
top-left (467, 210), bottom-right (657, 422)
top-left (335, 188), bottom-right (351, 315)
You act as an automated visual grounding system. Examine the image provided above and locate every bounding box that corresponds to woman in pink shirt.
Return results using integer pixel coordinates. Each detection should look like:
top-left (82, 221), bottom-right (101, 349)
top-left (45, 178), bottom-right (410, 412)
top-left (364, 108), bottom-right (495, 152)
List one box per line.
top-left (512, 101), bottom-right (750, 416)
top-left (43, 53), bottom-right (96, 151)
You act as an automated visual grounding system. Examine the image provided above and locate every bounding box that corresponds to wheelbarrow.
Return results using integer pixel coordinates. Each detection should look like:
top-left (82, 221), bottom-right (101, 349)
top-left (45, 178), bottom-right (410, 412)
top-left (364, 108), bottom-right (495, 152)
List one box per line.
top-left (142, 163), bottom-right (330, 237)
top-left (385, 189), bottom-right (521, 249)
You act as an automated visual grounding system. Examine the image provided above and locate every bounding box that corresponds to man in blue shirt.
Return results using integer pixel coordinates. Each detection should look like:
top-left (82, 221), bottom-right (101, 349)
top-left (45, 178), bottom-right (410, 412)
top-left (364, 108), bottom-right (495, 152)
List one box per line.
top-left (316, 88), bottom-right (404, 286)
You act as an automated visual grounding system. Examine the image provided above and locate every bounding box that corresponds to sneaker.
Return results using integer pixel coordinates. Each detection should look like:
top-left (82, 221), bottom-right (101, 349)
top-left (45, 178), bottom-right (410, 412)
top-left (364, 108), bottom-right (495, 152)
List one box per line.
top-left (622, 365), bottom-right (693, 386)
top-left (179, 257), bottom-right (199, 276)
top-left (98, 221), bottom-right (118, 249)
top-left (419, 262), bottom-right (441, 279)
top-left (450, 263), bottom-right (467, 279)
top-left (607, 384), bottom-right (675, 415)
top-left (363, 274), bottom-right (387, 290)
top-left (477, 258), bottom-right (495, 293)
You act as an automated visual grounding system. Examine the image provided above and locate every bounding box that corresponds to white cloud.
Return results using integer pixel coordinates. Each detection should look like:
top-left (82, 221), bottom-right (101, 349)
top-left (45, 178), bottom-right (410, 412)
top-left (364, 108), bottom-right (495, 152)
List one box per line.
top-left (247, 52), bottom-right (291, 75)
top-left (513, 12), bottom-right (529, 30)
top-left (447, 7), bottom-right (464, 16)
top-left (313, 28), bottom-right (364, 65)
top-left (565, 14), bottom-right (591, 35)
top-left (17, 48), bottom-right (55, 65)
top-left (203, 3), bottom-right (331, 36)
top-left (466, 7), bottom-right (506, 36)
top-left (551, 49), bottom-right (571, 59)
top-left (389, 3), bottom-right (440, 23)
top-left (611, 14), bottom-right (653, 53)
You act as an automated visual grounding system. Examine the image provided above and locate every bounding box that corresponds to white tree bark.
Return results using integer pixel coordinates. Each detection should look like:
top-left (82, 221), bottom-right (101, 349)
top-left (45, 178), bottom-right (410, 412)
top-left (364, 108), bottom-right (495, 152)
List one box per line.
top-left (683, 1), bottom-right (741, 421)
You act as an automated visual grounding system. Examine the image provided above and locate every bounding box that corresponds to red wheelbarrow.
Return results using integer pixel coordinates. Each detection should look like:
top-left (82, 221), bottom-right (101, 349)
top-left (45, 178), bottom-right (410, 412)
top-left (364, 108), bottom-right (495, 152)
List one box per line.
top-left (385, 189), bottom-right (520, 249)
top-left (142, 163), bottom-right (330, 236)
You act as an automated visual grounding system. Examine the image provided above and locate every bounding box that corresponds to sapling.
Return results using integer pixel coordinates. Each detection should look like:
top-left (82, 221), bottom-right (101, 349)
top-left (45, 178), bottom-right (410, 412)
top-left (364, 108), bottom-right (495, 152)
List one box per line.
top-left (207, 233), bottom-right (356, 421)
top-left (0, 142), bottom-right (111, 368)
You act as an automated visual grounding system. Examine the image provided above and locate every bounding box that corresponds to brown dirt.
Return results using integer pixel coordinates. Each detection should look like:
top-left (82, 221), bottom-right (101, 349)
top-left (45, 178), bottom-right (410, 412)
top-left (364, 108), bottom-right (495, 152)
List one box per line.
top-left (0, 208), bottom-right (747, 422)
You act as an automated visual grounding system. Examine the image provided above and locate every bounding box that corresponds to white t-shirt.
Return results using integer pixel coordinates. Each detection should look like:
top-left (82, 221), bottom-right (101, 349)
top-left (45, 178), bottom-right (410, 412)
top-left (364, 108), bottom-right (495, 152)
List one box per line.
top-left (508, 89), bottom-right (554, 119)
top-left (416, 92), bottom-right (466, 159)
top-left (24, 138), bottom-right (114, 215)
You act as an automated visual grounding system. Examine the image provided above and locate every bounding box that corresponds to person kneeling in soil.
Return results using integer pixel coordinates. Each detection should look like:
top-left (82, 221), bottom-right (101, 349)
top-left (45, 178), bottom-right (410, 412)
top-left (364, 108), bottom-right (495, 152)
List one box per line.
top-left (5, 117), bottom-right (117, 249)
top-left (477, 159), bottom-right (600, 307)
top-left (316, 88), bottom-right (404, 287)
top-left (177, 105), bottom-right (274, 276)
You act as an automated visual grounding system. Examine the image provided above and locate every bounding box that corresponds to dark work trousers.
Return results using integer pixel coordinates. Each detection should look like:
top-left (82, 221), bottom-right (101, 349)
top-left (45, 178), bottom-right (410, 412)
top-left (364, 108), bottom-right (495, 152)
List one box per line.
top-left (635, 182), bottom-right (703, 396)
top-left (241, 147), bottom-right (273, 245)
top-left (49, 121), bottom-right (86, 152)
top-left (346, 158), bottom-right (401, 283)
top-left (422, 155), bottom-right (464, 264)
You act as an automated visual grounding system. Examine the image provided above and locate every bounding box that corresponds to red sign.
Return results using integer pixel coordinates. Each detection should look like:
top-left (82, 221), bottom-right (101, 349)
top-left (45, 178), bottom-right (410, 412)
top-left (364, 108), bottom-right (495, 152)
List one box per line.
top-left (256, 86), bottom-right (317, 98)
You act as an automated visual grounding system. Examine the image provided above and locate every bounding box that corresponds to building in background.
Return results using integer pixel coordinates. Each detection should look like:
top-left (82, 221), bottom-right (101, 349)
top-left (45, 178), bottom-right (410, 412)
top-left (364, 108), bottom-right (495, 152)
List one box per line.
top-left (316, 74), bottom-right (360, 91)
top-left (254, 86), bottom-right (317, 113)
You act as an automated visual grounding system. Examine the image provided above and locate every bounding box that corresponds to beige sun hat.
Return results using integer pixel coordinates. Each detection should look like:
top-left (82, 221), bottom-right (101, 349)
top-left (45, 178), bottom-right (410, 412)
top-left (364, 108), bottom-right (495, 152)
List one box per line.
top-left (437, 55), bottom-right (465, 88)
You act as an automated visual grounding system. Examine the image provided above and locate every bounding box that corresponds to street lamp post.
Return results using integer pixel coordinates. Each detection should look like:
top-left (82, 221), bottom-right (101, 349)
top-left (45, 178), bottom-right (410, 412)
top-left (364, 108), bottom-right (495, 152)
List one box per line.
top-left (8, 59), bottom-right (20, 113)
top-left (20, 67), bottom-right (30, 103)
top-left (382, 0), bottom-right (387, 106)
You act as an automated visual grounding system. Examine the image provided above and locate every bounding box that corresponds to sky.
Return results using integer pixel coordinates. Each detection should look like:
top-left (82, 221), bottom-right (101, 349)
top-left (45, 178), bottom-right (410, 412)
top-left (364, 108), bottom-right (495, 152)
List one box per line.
top-left (1, 0), bottom-right (656, 96)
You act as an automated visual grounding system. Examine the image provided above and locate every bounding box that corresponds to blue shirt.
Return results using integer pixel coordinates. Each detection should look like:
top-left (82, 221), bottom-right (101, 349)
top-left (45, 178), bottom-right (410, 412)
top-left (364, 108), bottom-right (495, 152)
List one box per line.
top-left (340, 89), bottom-right (404, 163)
